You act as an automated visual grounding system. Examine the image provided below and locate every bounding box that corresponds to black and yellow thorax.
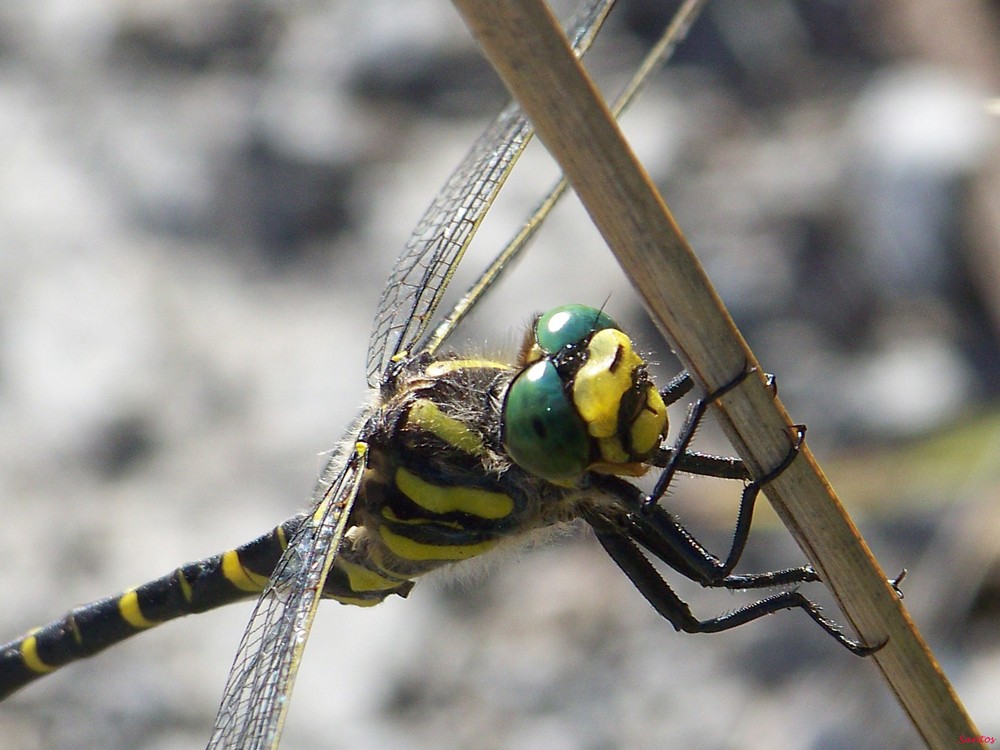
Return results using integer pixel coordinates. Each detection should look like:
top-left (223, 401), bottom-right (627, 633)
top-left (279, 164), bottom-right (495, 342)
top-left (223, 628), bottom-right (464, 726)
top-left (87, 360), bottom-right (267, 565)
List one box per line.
top-left (324, 305), bottom-right (669, 607)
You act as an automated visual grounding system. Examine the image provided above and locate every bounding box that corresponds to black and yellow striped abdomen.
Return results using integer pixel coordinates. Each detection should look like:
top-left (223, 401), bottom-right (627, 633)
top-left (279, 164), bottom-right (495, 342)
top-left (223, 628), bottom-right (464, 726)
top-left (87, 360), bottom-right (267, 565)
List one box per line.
top-left (0, 519), bottom-right (297, 699)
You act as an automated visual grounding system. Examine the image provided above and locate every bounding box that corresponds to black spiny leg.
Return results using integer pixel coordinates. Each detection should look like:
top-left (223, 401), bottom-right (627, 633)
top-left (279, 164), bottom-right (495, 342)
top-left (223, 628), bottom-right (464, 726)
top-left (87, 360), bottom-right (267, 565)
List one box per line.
top-left (651, 368), bottom-right (780, 483)
top-left (649, 448), bottom-right (748, 481)
top-left (592, 463), bottom-right (819, 592)
top-left (598, 365), bottom-right (883, 654)
top-left (584, 509), bottom-right (880, 656)
top-left (660, 371), bottom-right (695, 407)
top-left (639, 362), bottom-right (810, 587)
top-left (646, 364), bottom-right (756, 511)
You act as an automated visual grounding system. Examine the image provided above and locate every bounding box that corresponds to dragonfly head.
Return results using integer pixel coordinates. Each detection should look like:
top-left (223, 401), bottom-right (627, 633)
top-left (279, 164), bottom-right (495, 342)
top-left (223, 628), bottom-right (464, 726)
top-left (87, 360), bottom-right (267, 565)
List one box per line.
top-left (502, 304), bottom-right (667, 487)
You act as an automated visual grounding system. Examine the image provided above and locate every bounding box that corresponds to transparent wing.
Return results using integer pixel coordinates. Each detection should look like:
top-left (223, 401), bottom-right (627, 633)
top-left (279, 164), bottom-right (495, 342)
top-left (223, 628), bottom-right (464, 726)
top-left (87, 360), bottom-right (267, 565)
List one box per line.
top-left (422, 0), bottom-right (711, 356)
top-left (206, 442), bottom-right (369, 750)
top-left (364, 0), bottom-right (616, 386)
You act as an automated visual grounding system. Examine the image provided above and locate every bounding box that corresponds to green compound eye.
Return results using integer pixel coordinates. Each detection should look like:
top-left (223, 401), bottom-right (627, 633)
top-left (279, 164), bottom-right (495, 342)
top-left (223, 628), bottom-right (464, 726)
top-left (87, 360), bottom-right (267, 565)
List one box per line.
top-left (503, 360), bottom-right (590, 485)
top-left (535, 304), bottom-right (618, 354)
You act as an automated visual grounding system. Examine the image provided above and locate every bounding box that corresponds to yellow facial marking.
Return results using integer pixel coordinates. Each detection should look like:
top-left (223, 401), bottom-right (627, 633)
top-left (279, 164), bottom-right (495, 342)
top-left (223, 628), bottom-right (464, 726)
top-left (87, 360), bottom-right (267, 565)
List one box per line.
top-left (424, 359), bottom-right (511, 377)
top-left (630, 387), bottom-right (667, 457)
top-left (377, 525), bottom-right (499, 562)
top-left (572, 329), bottom-right (643, 439)
top-left (119, 589), bottom-right (158, 629)
top-left (222, 549), bottom-right (270, 593)
top-left (408, 399), bottom-right (485, 455)
top-left (596, 435), bottom-right (629, 465)
top-left (20, 634), bottom-right (56, 674)
top-left (395, 467), bottom-right (514, 520)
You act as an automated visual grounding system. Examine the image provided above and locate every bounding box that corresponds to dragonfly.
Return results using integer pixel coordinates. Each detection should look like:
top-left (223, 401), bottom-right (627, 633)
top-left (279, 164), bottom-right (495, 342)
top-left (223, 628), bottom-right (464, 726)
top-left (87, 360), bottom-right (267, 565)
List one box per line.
top-left (0, 1), bottom-right (879, 748)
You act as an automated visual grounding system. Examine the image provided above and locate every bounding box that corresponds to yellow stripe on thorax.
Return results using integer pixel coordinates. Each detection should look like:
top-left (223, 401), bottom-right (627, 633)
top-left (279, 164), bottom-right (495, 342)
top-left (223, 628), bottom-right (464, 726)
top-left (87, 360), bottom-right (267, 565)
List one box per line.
top-left (407, 399), bottom-right (485, 455)
top-left (20, 633), bottom-right (56, 674)
top-left (423, 359), bottom-right (511, 377)
top-left (119, 589), bottom-right (158, 629)
top-left (222, 549), bottom-right (270, 593)
top-left (395, 466), bottom-right (513, 520)
top-left (377, 525), bottom-right (499, 562)
top-left (382, 506), bottom-right (465, 530)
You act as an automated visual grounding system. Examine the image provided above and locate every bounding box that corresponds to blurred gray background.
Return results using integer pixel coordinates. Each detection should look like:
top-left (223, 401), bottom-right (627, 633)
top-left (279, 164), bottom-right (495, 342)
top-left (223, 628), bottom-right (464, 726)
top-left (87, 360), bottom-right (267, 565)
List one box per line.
top-left (1, 1), bottom-right (999, 748)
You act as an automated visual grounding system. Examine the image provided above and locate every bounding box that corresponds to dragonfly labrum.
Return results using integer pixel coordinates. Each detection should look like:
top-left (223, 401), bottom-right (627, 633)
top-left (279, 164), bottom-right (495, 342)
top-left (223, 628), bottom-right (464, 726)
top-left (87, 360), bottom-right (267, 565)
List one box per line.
top-left (0, 1), bottom-right (879, 748)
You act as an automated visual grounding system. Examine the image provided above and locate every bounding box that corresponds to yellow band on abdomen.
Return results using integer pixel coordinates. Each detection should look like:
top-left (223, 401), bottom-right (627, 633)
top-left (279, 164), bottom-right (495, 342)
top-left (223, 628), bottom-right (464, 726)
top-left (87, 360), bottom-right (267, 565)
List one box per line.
top-left (20, 634), bottom-right (56, 674)
top-left (222, 550), bottom-right (270, 593)
top-left (119, 589), bottom-right (158, 629)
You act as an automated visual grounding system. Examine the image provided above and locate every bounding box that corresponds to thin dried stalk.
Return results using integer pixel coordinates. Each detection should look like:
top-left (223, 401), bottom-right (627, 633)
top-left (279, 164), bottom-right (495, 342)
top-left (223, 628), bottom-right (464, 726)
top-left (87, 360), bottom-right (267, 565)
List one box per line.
top-left (450, 0), bottom-right (982, 747)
